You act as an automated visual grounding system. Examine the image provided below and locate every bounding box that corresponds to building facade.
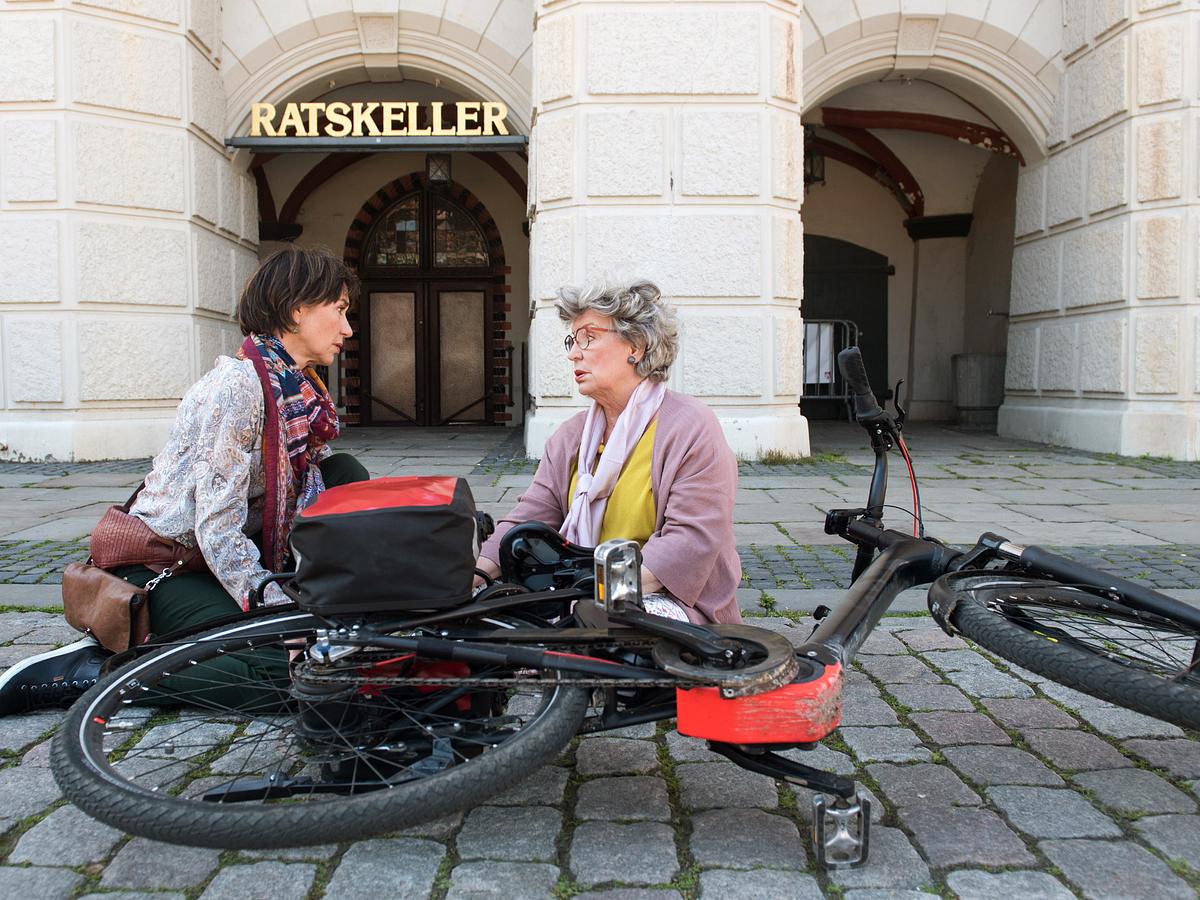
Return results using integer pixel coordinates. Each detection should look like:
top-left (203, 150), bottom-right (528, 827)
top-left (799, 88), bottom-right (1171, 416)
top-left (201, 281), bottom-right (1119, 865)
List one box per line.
top-left (0, 0), bottom-right (1196, 461)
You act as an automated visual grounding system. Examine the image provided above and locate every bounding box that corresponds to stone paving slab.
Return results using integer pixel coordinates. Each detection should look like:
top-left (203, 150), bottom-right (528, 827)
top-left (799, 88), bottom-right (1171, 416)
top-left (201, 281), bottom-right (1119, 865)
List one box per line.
top-left (0, 423), bottom-right (1198, 897)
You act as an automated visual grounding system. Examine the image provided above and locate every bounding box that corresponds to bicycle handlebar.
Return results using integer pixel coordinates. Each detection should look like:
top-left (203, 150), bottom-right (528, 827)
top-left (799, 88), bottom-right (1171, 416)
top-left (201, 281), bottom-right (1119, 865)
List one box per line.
top-left (837, 347), bottom-right (884, 422)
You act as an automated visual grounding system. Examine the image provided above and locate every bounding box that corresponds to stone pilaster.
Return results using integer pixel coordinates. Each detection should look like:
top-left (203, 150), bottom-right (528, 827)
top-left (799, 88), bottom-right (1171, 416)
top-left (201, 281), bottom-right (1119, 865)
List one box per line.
top-left (0, 0), bottom-right (255, 461)
top-left (1000, 0), bottom-right (1199, 460)
top-left (524, 0), bottom-right (808, 459)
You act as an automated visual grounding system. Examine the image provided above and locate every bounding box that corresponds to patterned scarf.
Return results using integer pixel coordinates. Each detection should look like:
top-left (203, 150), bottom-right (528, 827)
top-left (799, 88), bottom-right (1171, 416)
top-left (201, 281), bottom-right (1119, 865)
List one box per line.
top-left (240, 334), bottom-right (339, 571)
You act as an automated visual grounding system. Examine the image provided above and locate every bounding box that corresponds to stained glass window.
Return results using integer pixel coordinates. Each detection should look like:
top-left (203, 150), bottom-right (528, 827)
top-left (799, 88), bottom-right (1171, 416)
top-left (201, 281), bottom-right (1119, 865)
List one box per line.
top-left (434, 198), bottom-right (489, 267)
top-left (364, 196), bottom-right (419, 267)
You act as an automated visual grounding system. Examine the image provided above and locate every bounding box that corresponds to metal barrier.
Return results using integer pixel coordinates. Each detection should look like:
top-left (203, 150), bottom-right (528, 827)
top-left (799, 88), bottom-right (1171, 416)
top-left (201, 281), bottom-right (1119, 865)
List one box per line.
top-left (802, 319), bottom-right (859, 418)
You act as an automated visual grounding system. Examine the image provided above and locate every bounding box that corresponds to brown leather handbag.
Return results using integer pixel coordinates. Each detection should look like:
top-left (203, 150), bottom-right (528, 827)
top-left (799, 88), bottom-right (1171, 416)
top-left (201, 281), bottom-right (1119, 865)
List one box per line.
top-left (62, 484), bottom-right (204, 652)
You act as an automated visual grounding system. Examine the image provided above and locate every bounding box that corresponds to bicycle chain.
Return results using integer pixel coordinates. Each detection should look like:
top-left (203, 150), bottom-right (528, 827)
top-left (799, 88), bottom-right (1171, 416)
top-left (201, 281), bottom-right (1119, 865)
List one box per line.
top-left (303, 672), bottom-right (695, 689)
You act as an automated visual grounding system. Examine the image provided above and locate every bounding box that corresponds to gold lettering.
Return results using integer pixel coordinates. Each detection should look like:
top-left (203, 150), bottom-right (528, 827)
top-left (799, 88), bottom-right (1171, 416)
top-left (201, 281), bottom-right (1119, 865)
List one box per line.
top-left (299, 102), bottom-right (323, 135)
top-left (351, 102), bottom-right (381, 136)
top-left (430, 101), bottom-right (456, 136)
top-left (250, 103), bottom-right (277, 137)
top-left (408, 101), bottom-right (431, 136)
top-left (482, 102), bottom-right (509, 136)
top-left (325, 101), bottom-right (352, 137)
top-left (455, 102), bottom-right (481, 136)
top-left (381, 102), bottom-right (406, 136)
top-left (277, 102), bottom-right (307, 136)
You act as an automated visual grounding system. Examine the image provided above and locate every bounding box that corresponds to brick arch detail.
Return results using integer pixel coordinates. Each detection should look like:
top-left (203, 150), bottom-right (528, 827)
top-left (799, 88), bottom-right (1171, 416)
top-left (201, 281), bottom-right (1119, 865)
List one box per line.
top-left (339, 172), bottom-right (513, 426)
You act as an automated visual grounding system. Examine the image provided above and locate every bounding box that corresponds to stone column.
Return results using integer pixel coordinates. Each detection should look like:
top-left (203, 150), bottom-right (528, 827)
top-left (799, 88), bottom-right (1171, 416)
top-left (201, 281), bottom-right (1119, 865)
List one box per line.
top-left (525, 0), bottom-right (808, 458)
top-left (0, 1), bottom-right (257, 461)
top-left (1000, 0), bottom-right (1199, 460)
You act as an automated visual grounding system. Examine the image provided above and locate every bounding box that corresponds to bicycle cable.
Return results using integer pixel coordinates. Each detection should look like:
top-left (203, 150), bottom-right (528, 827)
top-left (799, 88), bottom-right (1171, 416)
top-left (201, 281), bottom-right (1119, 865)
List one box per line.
top-left (895, 435), bottom-right (925, 538)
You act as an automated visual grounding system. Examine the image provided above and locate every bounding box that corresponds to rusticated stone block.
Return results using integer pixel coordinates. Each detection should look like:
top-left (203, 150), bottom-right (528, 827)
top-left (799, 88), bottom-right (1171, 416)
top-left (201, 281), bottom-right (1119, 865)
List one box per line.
top-left (587, 8), bottom-right (759, 95)
top-left (583, 212), bottom-right (761, 298)
top-left (1093, 0), bottom-right (1129, 37)
top-left (680, 111), bottom-right (761, 197)
top-left (217, 161), bottom-right (241, 235)
top-left (1038, 320), bottom-right (1078, 391)
top-left (1005, 325), bottom-right (1037, 390)
top-left (239, 171), bottom-right (258, 243)
top-left (71, 17), bottom-right (182, 118)
top-left (73, 119), bottom-right (186, 212)
top-left (774, 311), bottom-right (800, 396)
top-left (188, 0), bottom-right (220, 55)
top-left (1136, 118), bottom-right (1182, 201)
top-left (1079, 317), bottom-right (1127, 393)
top-left (0, 219), bottom-right (60, 303)
top-left (0, 19), bottom-right (56, 102)
top-left (190, 136), bottom-right (221, 225)
top-left (533, 214), bottom-right (572, 301)
top-left (6, 318), bottom-right (63, 402)
top-left (585, 109), bottom-right (664, 197)
top-left (1137, 22), bottom-right (1183, 105)
top-left (78, 317), bottom-right (192, 400)
top-left (1010, 239), bottom-right (1061, 315)
top-left (773, 213), bottom-right (801, 300)
top-left (77, 0), bottom-right (181, 25)
top-left (532, 314), bottom-right (572, 398)
top-left (1134, 312), bottom-right (1179, 394)
top-left (1046, 144), bottom-right (1085, 226)
top-left (536, 113), bottom-right (574, 204)
top-left (195, 319), bottom-right (240, 373)
top-left (1086, 124), bottom-right (1128, 214)
top-left (194, 227), bottom-right (234, 314)
top-left (1014, 165), bottom-right (1045, 237)
top-left (680, 313), bottom-right (764, 397)
top-left (1062, 218), bottom-right (1126, 308)
top-left (77, 220), bottom-right (188, 306)
top-left (770, 14), bottom-right (798, 101)
top-left (1063, 0), bottom-right (1089, 56)
top-left (772, 109), bottom-right (802, 201)
top-left (1067, 34), bottom-right (1128, 135)
top-left (2, 120), bottom-right (57, 202)
top-left (537, 14), bottom-right (573, 104)
top-left (233, 246), bottom-right (257, 300)
top-left (1135, 214), bottom-right (1181, 298)
top-left (190, 48), bottom-right (224, 142)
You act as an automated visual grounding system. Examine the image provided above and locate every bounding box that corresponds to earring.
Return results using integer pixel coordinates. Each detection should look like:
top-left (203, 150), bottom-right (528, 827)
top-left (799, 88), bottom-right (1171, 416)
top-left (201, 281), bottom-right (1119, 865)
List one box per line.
top-left (627, 355), bottom-right (638, 365)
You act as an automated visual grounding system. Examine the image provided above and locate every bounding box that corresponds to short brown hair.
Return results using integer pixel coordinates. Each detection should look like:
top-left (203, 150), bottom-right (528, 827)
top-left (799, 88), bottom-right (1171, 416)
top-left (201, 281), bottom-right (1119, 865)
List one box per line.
top-left (237, 246), bottom-right (359, 336)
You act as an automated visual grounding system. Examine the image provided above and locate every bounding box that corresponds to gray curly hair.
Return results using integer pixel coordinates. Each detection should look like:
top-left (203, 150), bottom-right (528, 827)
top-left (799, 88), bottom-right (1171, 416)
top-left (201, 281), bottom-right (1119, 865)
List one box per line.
top-left (554, 280), bottom-right (679, 382)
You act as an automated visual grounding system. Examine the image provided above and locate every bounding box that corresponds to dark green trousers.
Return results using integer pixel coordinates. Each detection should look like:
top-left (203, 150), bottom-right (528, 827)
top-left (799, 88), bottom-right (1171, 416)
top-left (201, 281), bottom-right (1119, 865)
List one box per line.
top-left (115, 453), bottom-right (369, 710)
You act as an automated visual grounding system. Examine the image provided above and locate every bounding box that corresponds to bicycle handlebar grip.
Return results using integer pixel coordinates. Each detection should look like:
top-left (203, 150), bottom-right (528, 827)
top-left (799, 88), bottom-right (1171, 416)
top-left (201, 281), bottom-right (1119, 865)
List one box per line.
top-left (837, 347), bottom-right (884, 421)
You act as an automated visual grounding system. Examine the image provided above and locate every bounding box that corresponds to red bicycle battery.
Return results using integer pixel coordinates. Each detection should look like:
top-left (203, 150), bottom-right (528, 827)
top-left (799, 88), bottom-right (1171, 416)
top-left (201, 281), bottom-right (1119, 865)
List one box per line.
top-left (674, 661), bottom-right (843, 745)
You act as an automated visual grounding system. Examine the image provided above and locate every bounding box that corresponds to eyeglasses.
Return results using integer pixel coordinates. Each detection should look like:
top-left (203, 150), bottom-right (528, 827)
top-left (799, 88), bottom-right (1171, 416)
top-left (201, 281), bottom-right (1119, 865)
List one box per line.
top-left (564, 326), bottom-right (615, 352)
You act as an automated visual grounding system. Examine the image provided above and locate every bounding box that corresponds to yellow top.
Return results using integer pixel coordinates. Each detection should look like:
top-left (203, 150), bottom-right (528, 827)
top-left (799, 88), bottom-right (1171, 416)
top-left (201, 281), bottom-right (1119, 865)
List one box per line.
top-left (568, 419), bottom-right (658, 545)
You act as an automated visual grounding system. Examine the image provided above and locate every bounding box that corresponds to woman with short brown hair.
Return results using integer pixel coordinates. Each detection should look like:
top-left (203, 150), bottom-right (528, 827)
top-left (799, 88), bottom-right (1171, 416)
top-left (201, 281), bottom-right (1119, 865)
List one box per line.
top-left (0, 246), bottom-right (369, 715)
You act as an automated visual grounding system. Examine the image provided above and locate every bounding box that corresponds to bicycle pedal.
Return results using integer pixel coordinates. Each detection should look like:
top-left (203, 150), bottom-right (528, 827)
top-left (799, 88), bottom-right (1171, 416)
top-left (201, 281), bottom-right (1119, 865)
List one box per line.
top-left (811, 790), bottom-right (871, 868)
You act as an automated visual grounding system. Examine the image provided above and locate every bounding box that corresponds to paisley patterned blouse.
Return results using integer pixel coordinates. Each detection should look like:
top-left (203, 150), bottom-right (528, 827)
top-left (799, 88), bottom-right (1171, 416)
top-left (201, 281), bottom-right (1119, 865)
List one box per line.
top-left (130, 356), bottom-right (328, 606)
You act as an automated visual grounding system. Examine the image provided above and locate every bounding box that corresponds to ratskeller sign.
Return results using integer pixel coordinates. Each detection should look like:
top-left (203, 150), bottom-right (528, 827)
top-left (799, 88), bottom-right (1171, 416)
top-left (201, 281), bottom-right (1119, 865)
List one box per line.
top-left (250, 101), bottom-right (510, 137)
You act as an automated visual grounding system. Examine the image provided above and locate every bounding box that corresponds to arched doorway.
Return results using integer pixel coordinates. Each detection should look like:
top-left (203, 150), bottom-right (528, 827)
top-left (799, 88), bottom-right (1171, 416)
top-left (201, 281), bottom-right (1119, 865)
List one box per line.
top-left (344, 174), bottom-right (507, 426)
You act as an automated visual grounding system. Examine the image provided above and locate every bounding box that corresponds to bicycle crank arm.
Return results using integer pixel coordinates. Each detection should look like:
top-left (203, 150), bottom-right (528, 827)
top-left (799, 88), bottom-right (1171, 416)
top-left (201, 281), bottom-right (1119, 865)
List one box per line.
top-left (707, 742), bottom-right (856, 798)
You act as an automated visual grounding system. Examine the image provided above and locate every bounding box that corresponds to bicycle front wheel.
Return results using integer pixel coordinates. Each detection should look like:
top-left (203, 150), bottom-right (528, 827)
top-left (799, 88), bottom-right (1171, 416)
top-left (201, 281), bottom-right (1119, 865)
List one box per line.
top-left (51, 610), bottom-right (589, 849)
top-left (931, 571), bottom-right (1200, 731)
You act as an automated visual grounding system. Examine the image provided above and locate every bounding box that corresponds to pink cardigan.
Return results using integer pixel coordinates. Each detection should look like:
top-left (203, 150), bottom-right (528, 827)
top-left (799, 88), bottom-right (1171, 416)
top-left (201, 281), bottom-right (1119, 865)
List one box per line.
top-left (480, 391), bottom-right (743, 624)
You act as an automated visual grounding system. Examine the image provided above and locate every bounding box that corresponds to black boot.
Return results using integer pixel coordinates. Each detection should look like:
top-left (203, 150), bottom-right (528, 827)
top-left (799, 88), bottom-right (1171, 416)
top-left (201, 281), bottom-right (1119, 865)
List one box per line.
top-left (0, 637), bottom-right (112, 716)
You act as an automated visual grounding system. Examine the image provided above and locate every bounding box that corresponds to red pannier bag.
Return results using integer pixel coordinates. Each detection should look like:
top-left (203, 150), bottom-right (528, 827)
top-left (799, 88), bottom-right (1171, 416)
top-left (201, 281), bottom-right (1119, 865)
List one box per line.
top-left (288, 476), bottom-right (479, 615)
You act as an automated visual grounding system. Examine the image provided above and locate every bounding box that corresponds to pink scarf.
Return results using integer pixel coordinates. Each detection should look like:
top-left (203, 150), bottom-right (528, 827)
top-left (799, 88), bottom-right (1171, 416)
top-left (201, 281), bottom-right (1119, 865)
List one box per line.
top-left (560, 379), bottom-right (666, 546)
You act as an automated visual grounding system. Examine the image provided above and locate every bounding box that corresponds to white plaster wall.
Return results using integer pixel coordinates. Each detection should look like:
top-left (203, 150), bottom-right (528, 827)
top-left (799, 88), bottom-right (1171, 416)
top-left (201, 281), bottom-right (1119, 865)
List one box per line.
top-left (526, 0), bottom-right (808, 459)
top-left (0, 1), bottom-right (253, 461)
top-left (1000, 1), bottom-right (1200, 460)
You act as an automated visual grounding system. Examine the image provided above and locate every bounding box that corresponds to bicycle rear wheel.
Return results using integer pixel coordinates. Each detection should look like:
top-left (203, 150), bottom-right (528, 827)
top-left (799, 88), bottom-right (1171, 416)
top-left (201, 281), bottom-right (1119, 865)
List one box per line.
top-left (51, 610), bottom-right (589, 848)
top-left (931, 571), bottom-right (1200, 731)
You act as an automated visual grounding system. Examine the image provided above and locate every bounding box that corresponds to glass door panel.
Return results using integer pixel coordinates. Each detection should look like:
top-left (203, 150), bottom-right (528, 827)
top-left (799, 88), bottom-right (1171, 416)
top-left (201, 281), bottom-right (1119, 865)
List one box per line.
top-left (368, 291), bottom-right (417, 423)
top-left (437, 289), bottom-right (486, 423)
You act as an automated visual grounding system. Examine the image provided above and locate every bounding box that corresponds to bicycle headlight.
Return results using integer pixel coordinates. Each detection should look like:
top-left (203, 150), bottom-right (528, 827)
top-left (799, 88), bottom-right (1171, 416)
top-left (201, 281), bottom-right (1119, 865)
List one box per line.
top-left (593, 539), bottom-right (642, 613)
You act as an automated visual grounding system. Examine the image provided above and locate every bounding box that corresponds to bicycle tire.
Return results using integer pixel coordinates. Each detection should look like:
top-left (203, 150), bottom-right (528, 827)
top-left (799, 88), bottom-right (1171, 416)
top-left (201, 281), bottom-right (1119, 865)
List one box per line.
top-left (51, 610), bottom-right (589, 849)
top-left (932, 571), bottom-right (1200, 731)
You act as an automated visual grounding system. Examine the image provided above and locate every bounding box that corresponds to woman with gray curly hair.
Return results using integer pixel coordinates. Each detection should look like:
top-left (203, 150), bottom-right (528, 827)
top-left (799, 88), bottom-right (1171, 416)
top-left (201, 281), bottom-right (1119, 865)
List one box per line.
top-left (476, 281), bottom-right (741, 624)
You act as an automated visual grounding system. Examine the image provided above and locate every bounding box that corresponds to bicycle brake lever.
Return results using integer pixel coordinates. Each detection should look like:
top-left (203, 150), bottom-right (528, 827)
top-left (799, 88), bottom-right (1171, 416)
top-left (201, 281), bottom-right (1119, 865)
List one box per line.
top-left (892, 380), bottom-right (907, 428)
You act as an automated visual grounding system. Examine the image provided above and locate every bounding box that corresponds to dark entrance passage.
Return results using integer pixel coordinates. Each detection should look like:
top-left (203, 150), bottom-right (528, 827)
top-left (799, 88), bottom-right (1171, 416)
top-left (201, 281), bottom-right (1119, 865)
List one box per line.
top-left (356, 182), bottom-right (502, 425)
top-left (802, 234), bottom-right (892, 420)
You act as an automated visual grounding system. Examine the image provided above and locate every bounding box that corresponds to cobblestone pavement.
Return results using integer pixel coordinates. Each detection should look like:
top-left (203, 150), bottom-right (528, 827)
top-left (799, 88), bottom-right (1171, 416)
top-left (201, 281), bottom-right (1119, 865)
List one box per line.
top-left (1, 423), bottom-right (1199, 898)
